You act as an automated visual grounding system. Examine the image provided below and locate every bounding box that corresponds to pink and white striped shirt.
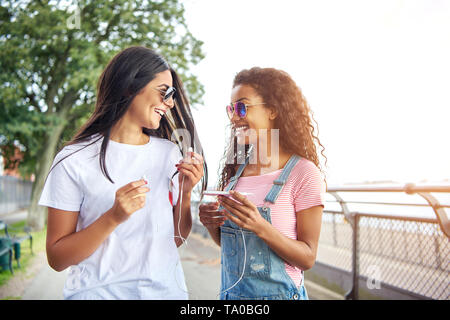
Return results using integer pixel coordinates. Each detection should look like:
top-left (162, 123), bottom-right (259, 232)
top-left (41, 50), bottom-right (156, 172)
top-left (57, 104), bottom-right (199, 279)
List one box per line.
top-left (232, 157), bottom-right (325, 287)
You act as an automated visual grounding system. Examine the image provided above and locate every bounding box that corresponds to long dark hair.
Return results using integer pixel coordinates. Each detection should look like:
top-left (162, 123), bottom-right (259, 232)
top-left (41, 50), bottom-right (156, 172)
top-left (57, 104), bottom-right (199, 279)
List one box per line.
top-left (47, 46), bottom-right (207, 194)
top-left (218, 67), bottom-right (326, 190)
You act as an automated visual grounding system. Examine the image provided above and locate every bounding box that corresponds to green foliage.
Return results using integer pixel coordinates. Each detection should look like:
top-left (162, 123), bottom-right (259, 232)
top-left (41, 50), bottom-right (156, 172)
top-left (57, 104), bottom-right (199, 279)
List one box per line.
top-left (0, 0), bottom-right (205, 177)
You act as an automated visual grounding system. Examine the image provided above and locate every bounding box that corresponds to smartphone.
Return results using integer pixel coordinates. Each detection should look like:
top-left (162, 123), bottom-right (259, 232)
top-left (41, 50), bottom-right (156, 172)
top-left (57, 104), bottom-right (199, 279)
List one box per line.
top-left (203, 190), bottom-right (231, 196)
top-left (203, 190), bottom-right (252, 196)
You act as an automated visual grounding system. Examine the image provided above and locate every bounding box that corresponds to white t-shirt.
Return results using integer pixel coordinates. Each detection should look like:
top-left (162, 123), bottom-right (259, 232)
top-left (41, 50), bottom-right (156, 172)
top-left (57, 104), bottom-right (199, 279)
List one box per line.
top-left (38, 133), bottom-right (187, 300)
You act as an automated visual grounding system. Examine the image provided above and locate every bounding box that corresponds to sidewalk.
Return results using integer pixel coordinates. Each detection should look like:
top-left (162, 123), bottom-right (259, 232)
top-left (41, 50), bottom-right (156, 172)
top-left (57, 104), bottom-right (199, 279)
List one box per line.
top-left (21, 256), bottom-right (67, 300)
top-left (8, 232), bottom-right (343, 300)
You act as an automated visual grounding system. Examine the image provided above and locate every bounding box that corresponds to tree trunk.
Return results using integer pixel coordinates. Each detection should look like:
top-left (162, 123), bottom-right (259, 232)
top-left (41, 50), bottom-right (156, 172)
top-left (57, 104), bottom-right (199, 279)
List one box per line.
top-left (27, 114), bottom-right (69, 231)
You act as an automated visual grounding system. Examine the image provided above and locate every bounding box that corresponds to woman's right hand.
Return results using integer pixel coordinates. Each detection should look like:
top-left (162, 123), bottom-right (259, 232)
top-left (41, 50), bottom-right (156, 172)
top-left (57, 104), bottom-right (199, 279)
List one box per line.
top-left (110, 179), bottom-right (150, 224)
top-left (199, 201), bottom-right (227, 230)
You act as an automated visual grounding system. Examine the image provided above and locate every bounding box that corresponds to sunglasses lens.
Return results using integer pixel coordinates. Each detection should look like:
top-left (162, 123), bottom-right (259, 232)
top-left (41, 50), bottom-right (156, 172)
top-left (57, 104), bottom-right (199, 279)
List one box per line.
top-left (164, 87), bottom-right (176, 101)
top-left (236, 102), bottom-right (247, 118)
top-left (226, 105), bottom-right (234, 119)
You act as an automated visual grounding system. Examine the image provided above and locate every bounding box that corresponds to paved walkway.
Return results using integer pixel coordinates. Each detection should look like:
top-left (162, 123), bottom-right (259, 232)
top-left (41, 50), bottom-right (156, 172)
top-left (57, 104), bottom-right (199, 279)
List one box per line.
top-left (21, 256), bottom-right (67, 300)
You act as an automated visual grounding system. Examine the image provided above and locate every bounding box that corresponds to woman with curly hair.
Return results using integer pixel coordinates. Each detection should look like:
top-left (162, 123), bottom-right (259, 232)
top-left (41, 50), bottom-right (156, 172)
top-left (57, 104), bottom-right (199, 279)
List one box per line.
top-left (199, 67), bottom-right (326, 300)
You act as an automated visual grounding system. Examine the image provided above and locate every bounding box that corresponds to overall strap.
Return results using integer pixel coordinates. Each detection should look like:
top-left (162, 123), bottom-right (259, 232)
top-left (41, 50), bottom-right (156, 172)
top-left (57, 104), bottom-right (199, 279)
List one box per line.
top-left (264, 154), bottom-right (301, 204)
top-left (225, 155), bottom-right (250, 191)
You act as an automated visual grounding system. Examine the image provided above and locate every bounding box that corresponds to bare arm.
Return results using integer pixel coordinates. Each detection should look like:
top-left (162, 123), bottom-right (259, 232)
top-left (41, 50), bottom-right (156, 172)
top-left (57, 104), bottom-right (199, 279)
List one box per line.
top-left (46, 207), bottom-right (119, 272)
top-left (173, 151), bottom-right (204, 247)
top-left (46, 179), bottom-right (149, 272)
top-left (173, 190), bottom-right (193, 247)
top-left (257, 205), bottom-right (323, 270)
top-left (207, 226), bottom-right (221, 247)
top-left (198, 202), bottom-right (225, 247)
top-left (219, 191), bottom-right (323, 270)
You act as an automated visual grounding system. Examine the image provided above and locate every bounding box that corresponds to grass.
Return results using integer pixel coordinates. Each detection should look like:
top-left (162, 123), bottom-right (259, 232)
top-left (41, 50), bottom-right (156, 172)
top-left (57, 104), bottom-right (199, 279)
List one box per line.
top-left (0, 220), bottom-right (47, 288)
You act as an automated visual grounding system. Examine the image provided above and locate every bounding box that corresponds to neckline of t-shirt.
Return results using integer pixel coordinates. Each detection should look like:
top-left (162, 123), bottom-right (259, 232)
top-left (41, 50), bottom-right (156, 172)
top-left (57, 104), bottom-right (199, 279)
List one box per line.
top-left (107, 135), bottom-right (152, 149)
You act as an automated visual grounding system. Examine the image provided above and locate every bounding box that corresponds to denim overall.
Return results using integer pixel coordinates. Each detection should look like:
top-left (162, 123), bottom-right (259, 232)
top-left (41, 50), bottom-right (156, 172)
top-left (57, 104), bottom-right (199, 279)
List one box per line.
top-left (219, 154), bottom-right (309, 300)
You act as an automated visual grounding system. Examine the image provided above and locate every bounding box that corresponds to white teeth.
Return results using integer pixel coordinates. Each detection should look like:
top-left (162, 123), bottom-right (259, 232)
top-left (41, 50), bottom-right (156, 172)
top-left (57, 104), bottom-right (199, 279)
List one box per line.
top-left (235, 125), bottom-right (248, 130)
top-left (155, 109), bottom-right (164, 117)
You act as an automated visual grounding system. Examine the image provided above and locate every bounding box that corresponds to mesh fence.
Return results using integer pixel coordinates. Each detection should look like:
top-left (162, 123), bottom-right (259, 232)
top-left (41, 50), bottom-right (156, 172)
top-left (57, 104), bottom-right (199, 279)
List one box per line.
top-left (317, 211), bottom-right (450, 300)
top-left (316, 211), bottom-right (353, 272)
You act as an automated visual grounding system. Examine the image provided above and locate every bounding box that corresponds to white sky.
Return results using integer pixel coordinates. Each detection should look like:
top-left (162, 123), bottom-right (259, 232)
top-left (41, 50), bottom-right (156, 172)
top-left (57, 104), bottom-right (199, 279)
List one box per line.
top-left (182, 0), bottom-right (450, 188)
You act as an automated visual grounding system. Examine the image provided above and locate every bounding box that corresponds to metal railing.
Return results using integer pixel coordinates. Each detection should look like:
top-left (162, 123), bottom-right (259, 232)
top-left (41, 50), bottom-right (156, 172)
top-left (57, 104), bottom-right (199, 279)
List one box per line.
top-left (0, 175), bottom-right (33, 215)
top-left (319, 184), bottom-right (450, 300)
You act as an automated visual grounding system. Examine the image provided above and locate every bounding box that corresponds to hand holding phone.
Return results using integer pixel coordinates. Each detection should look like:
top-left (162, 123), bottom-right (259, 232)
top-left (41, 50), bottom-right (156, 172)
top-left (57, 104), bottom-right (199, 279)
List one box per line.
top-left (199, 202), bottom-right (227, 228)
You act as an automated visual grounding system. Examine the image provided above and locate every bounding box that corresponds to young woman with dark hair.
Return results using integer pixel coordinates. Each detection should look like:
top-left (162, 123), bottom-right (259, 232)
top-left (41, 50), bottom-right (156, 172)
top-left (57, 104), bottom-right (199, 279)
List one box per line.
top-left (38, 46), bottom-right (207, 299)
top-left (199, 67), bottom-right (326, 300)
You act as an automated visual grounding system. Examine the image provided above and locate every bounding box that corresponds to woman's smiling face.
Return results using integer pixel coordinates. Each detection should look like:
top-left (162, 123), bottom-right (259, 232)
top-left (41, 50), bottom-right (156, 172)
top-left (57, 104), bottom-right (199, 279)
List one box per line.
top-left (230, 84), bottom-right (276, 145)
top-left (128, 69), bottom-right (175, 130)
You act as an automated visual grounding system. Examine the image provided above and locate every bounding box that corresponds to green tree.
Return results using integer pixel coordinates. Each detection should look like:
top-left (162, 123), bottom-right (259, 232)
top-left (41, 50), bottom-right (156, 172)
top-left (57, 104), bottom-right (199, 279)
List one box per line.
top-left (0, 0), bottom-right (205, 230)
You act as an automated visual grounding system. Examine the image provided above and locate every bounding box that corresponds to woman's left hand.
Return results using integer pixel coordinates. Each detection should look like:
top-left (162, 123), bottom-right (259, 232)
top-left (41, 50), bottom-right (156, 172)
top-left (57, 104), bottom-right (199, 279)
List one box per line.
top-left (218, 190), bottom-right (270, 236)
top-left (176, 151), bottom-right (204, 193)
